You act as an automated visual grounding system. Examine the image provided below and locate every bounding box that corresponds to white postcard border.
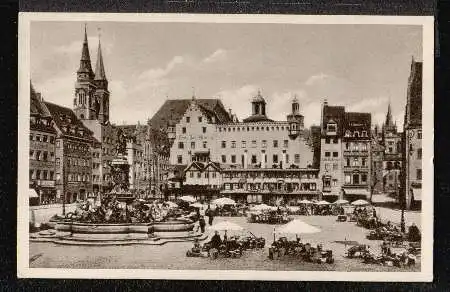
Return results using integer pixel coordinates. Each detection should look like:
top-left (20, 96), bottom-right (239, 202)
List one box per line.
top-left (17, 12), bottom-right (434, 281)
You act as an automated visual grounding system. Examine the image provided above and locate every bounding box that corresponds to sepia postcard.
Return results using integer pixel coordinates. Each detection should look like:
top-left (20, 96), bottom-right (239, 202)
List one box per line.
top-left (18, 13), bottom-right (434, 281)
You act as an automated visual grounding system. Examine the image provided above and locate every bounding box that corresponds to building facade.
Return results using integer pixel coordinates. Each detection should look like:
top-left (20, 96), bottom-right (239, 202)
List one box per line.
top-left (164, 92), bottom-right (319, 203)
top-left (403, 58), bottom-right (423, 210)
top-left (29, 84), bottom-right (57, 205)
top-left (44, 101), bottom-right (95, 203)
top-left (319, 101), bottom-right (372, 202)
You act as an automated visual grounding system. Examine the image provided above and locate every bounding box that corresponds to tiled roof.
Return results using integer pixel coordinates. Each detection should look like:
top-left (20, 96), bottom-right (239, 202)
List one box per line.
top-left (149, 99), bottom-right (232, 130)
top-left (322, 104), bottom-right (345, 134)
top-left (242, 114), bottom-right (274, 123)
top-left (405, 61), bottom-right (422, 127)
top-left (344, 112), bottom-right (371, 132)
top-left (44, 101), bottom-right (94, 141)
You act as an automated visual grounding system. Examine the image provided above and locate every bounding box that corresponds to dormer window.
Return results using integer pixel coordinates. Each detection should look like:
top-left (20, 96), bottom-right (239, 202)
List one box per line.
top-left (362, 131), bottom-right (367, 137)
top-left (354, 131), bottom-right (360, 138)
top-left (345, 130), bottom-right (351, 137)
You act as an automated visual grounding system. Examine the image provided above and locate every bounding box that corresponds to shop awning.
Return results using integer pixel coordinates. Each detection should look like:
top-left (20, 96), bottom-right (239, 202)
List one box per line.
top-left (29, 188), bottom-right (39, 198)
top-left (342, 188), bottom-right (370, 197)
top-left (412, 188), bottom-right (422, 201)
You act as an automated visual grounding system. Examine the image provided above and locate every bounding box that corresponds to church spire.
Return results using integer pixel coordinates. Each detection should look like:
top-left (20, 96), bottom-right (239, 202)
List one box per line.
top-left (94, 28), bottom-right (107, 83)
top-left (385, 102), bottom-right (394, 127)
top-left (77, 23), bottom-right (94, 79)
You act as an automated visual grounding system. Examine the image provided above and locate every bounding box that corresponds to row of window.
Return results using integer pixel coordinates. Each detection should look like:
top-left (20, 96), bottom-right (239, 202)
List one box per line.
top-left (187, 171), bottom-right (218, 179)
top-left (30, 133), bottom-right (55, 144)
top-left (30, 150), bottom-right (54, 161)
top-left (223, 172), bottom-right (318, 179)
top-left (344, 173), bottom-right (368, 184)
top-left (344, 130), bottom-right (369, 138)
top-left (63, 141), bottom-right (89, 153)
top-left (324, 151), bottom-right (339, 158)
top-left (30, 117), bottom-right (52, 127)
top-left (345, 157), bottom-right (368, 167)
top-left (221, 140), bottom-right (289, 149)
top-left (218, 125), bottom-right (289, 133)
top-left (224, 182), bottom-right (317, 191)
top-left (67, 173), bottom-right (91, 182)
top-left (345, 142), bottom-right (368, 151)
top-left (182, 126), bottom-right (207, 134)
top-left (185, 116), bottom-right (207, 123)
top-left (29, 169), bottom-right (54, 180)
top-left (220, 153), bottom-right (299, 164)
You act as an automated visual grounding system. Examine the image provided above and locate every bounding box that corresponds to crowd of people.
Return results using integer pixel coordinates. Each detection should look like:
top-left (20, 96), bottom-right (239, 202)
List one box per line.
top-left (268, 237), bottom-right (334, 263)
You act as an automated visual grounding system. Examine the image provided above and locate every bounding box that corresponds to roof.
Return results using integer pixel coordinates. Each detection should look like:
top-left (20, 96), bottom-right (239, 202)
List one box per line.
top-left (44, 101), bottom-right (94, 141)
top-left (322, 104), bottom-right (345, 134)
top-left (252, 91), bottom-right (266, 103)
top-left (242, 114), bottom-right (274, 123)
top-left (344, 112), bottom-right (371, 132)
top-left (94, 40), bottom-right (107, 81)
top-left (77, 27), bottom-right (94, 75)
top-left (149, 99), bottom-right (232, 130)
top-left (405, 60), bottom-right (422, 127)
top-left (30, 83), bottom-right (51, 118)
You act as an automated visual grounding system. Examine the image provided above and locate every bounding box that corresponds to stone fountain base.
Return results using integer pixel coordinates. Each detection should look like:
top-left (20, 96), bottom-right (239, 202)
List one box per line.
top-left (29, 218), bottom-right (202, 246)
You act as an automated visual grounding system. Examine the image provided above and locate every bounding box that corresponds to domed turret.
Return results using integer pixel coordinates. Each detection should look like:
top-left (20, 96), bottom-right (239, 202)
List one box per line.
top-left (243, 90), bottom-right (273, 123)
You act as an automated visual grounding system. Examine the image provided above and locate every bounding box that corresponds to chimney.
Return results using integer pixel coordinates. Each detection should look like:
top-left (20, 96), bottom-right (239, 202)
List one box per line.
top-left (229, 108), bottom-right (232, 117)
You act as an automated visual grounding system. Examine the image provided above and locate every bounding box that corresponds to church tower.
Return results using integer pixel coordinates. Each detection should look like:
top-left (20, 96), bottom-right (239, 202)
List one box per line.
top-left (74, 25), bottom-right (97, 120)
top-left (287, 95), bottom-right (304, 139)
top-left (93, 33), bottom-right (110, 124)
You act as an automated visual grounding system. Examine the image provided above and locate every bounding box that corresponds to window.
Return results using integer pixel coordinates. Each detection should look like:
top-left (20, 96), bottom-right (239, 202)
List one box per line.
top-left (332, 179), bottom-right (338, 186)
top-left (416, 169), bottom-right (422, 180)
top-left (36, 170), bottom-right (41, 180)
top-left (182, 127), bottom-right (186, 134)
top-left (362, 131), bottom-right (367, 137)
top-left (333, 152), bottom-right (338, 157)
top-left (186, 117), bottom-right (190, 123)
top-left (283, 140), bottom-right (288, 148)
top-left (273, 155), bottom-right (279, 164)
top-left (285, 154), bottom-right (289, 164)
top-left (177, 155), bottom-right (183, 164)
top-left (417, 148), bottom-right (422, 159)
top-left (36, 151), bottom-right (41, 161)
top-left (221, 141), bottom-right (226, 148)
top-left (388, 147), bottom-right (393, 153)
top-left (361, 143), bottom-right (367, 151)
top-left (30, 134), bottom-right (34, 141)
top-left (251, 155), bottom-right (257, 164)
top-left (204, 172), bottom-right (208, 178)
top-left (294, 154), bottom-right (300, 163)
top-left (417, 130), bottom-right (422, 139)
top-left (203, 141), bottom-right (207, 148)
top-left (353, 174), bottom-right (360, 184)
top-left (189, 142), bottom-right (194, 149)
top-left (231, 155), bottom-right (236, 163)
top-left (178, 142), bottom-right (184, 149)
top-left (198, 117), bottom-right (202, 122)
top-left (49, 136), bottom-right (54, 144)
top-left (361, 174), bottom-right (367, 183)
top-left (346, 142), bottom-right (349, 150)
top-left (197, 172), bottom-right (201, 178)
top-left (242, 141), bottom-right (246, 148)
top-left (272, 140), bottom-right (278, 148)
top-left (43, 135), bottom-right (48, 142)
top-left (345, 130), bottom-right (351, 137)
top-left (345, 175), bottom-right (351, 183)
top-left (202, 127), bottom-right (206, 133)
top-left (262, 140), bottom-right (267, 148)
top-left (222, 155), bottom-right (226, 163)
top-left (231, 141), bottom-right (236, 148)
top-left (30, 150), bottom-right (34, 159)
top-left (325, 138), bottom-right (330, 144)
top-left (252, 140), bottom-right (257, 148)
top-left (212, 172), bottom-right (217, 178)
top-left (352, 158), bottom-right (359, 167)
top-left (354, 131), bottom-right (360, 137)
top-left (362, 158), bottom-right (367, 167)
top-left (36, 135), bottom-right (41, 142)
top-left (333, 138), bottom-right (338, 144)
top-left (325, 152), bottom-right (330, 157)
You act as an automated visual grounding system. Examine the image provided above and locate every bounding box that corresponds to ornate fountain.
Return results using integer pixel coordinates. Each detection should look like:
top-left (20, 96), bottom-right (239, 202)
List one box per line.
top-left (46, 129), bottom-right (200, 245)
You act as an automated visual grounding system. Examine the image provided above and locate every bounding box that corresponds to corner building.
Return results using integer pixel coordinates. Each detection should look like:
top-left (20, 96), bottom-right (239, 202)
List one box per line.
top-left (168, 92), bottom-right (319, 204)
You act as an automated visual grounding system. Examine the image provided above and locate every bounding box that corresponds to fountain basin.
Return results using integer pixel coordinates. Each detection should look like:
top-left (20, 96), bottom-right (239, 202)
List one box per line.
top-left (152, 219), bottom-right (194, 232)
top-left (55, 222), bottom-right (152, 234)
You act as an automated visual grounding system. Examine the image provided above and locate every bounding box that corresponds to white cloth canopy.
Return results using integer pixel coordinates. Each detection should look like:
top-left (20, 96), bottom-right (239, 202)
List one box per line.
top-left (179, 195), bottom-right (196, 203)
top-left (210, 220), bottom-right (244, 231)
top-left (165, 201), bottom-right (178, 208)
top-left (213, 197), bottom-right (236, 205)
top-left (190, 202), bottom-right (204, 208)
top-left (315, 200), bottom-right (330, 205)
top-left (29, 188), bottom-right (38, 198)
top-left (351, 199), bottom-right (370, 206)
top-left (299, 199), bottom-right (312, 204)
top-left (277, 219), bottom-right (321, 234)
top-left (250, 204), bottom-right (271, 211)
top-left (334, 199), bottom-right (349, 205)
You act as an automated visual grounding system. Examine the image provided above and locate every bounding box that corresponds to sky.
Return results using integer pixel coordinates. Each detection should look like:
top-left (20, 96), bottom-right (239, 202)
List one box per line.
top-left (30, 21), bottom-right (422, 129)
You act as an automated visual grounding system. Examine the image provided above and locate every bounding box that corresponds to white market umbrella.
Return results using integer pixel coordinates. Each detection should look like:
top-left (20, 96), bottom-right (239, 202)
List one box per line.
top-left (213, 197), bottom-right (236, 205)
top-left (190, 202), bottom-right (204, 208)
top-left (287, 206), bottom-right (300, 212)
top-left (351, 199), bottom-right (370, 206)
top-left (165, 201), bottom-right (178, 208)
top-left (250, 204), bottom-right (271, 211)
top-left (334, 199), bottom-right (349, 205)
top-left (210, 220), bottom-right (244, 231)
top-left (179, 195), bottom-right (196, 203)
top-left (315, 200), bottom-right (330, 206)
top-left (277, 219), bottom-right (321, 235)
top-left (299, 199), bottom-right (312, 204)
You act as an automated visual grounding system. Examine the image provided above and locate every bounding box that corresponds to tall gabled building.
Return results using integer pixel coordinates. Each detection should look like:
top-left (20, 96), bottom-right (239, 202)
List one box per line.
top-left (403, 58), bottom-right (423, 209)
